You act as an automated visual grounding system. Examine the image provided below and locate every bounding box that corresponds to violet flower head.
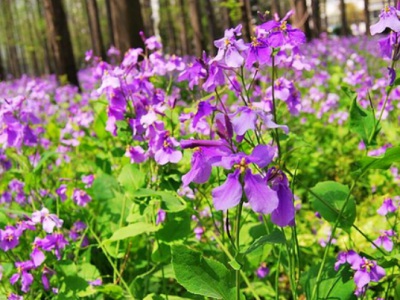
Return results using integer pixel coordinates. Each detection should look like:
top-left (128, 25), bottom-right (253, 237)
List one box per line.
top-left (72, 189), bottom-right (92, 207)
top-left (370, 5), bottom-right (400, 35)
top-left (194, 226), bottom-right (204, 240)
top-left (351, 256), bottom-right (386, 291)
top-left (125, 145), bottom-right (147, 164)
top-left (81, 174), bottom-right (94, 188)
top-left (0, 226), bottom-right (21, 251)
top-left (211, 24), bottom-right (248, 68)
top-left (153, 131), bottom-right (182, 165)
top-left (256, 263), bottom-right (270, 278)
top-left (377, 198), bottom-right (397, 216)
top-left (31, 208), bottom-right (63, 233)
top-left (245, 28), bottom-right (272, 68)
top-left (373, 229), bottom-right (396, 251)
top-left (156, 209), bottom-right (166, 225)
top-left (10, 260), bottom-right (35, 293)
top-left (211, 145), bottom-right (279, 215)
top-left (56, 184), bottom-right (67, 202)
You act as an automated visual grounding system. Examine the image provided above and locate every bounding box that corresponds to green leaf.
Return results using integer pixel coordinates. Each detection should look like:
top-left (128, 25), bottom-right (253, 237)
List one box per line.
top-left (156, 210), bottom-right (192, 243)
top-left (228, 259), bottom-right (241, 271)
top-left (107, 222), bottom-right (158, 242)
top-left (243, 229), bottom-right (285, 254)
top-left (96, 284), bottom-right (125, 299)
top-left (344, 87), bottom-right (378, 145)
top-left (93, 174), bottom-right (119, 201)
top-left (301, 259), bottom-right (356, 300)
top-left (33, 151), bottom-right (58, 174)
top-left (132, 189), bottom-right (186, 212)
top-left (356, 146), bottom-right (400, 173)
top-left (171, 244), bottom-right (237, 299)
top-left (309, 181), bottom-right (356, 230)
top-left (118, 164), bottom-right (145, 193)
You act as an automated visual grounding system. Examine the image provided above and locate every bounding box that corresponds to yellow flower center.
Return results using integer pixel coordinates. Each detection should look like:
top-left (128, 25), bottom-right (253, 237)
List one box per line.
top-left (225, 39), bottom-right (231, 46)
top-left (280, 21), bottom-right (287, 31)
top-left (385, 4), bottom-right (390, 13)
top-left (251, 37), bottom-right (261, 47)
top-left (6, 234), bottom-right (13, 242)
top-left (234, 157), bottom-right (248, 173)
top-left (362, 260), bottom-right (374, 272)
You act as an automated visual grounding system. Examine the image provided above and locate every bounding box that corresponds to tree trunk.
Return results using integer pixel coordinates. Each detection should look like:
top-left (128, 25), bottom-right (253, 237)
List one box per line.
top-left (178, 0), bottom-right (190, 55)
top-left (86, 0), bottom-right (106, 60)
top-left (205, 0), bottom-right (218, 55)
top-left (105, 0), bottom-right (115, 47)
top-left (109, 0), bottom-right (145, 56)
top-left (364, 0), bottom-right (370, 35)
top-left (340, 0), bottom-right (349, 35)
top-left (188, 0), bottom-right (205, 57)
top-left (239, 0), bottom-right (252, 41)
top-left (293, 0), bottom-right (312, 41)
top-left (43, 0), bottom-right (80, 88)
top-left (271, 0), bottom-right (281, 17)
top-left (164, 0), bottom-right (177, 54)
top-left (311, 0), bottom-right (321, 38)
top-left (142, 0), bottom-right (155, 36)
top-left (220, 1), bottom-right (233, 30)
top-left (2, 0), bottom-right (21, 78)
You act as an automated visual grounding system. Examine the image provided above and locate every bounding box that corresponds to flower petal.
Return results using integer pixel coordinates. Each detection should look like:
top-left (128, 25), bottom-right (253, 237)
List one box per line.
top-left (212, 170), bottom-right (242, 210)
top-left (244, 170), bottom-right (278, 214)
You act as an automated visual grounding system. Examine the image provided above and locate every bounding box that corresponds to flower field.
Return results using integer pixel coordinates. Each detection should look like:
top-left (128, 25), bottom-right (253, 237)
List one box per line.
top-left (0, 7), bottom-right (399, 300)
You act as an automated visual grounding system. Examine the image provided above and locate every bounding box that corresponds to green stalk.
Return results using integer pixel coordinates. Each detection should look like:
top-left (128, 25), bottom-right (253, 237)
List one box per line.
top-left (235, 199), bottom-right (244, 300)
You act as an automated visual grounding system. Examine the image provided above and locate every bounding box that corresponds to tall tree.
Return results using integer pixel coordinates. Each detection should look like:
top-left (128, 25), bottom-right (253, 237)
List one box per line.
top-left (109, 0), bottom-right (145, 56)
top-left (163, 0), bottom-right (177, 54)
top-left (271, 0), bottom-right (281, 17)
top-left (178, 0), bottom-right (190, 55)
top-left (340, 0), bottom-right (349, 35)
top-left (293, 0), bottom-right (312, 40)
top-left (205, 0), bottom-right (218, 55)
top-left (24, 0), bottom-right (40, 75)
top-left (311, 0), bottom-right (321, 38)
top-left (364, 0), bottom-right (370, 35)
top-left (43, 0), bottom-right (80, 87)
top-left (188, 0), bottom-right (205, 57)
top-left (105, 0), bottom-right (114, 47)
top-left (2, 0), bottom-right (21, 78)
top-left (35, 0), bottom-right (54, 74)
top-left (85, 0), bottom-right (106, 60)
top-left (239, 0), bottom-right (252, 41)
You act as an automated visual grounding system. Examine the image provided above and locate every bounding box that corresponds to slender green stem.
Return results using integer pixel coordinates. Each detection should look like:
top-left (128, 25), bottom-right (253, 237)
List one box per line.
top-left (275, 246), bottom-right (282, 300)
top-left (271, 54), bottom-right (281, 161)
top-left (311, 180), bottom-right (357, 300)
top-left (209, 232), bottom-right (261, 300)
top-left (114, 194), bottom-right (127, 282)
top-left (235, 199), bottom-right (244, 300)
top-left (89, 227), bottom-right (134, 299)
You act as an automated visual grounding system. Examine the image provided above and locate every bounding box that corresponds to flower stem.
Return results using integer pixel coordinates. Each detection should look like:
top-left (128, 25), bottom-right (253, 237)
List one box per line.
top-left (235, 199), bottom-right (244, 300)
top-left (271, 54), bottom-right (281, 161)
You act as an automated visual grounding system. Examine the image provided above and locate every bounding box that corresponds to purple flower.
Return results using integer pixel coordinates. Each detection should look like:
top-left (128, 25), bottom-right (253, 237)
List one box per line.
top-left (39, 233), bottom-right (69, 260)
top-left (55, 184), bottom-right (67, 202)
top-left (370, 5), bottom-right (400, 35)
top-left (256, 263), bottom-right (270, 278)
top-left (81, 174), bottom-right (94, 188)
top-left (194, 226), bottom-right (204, 240)
top-left (69, 221), bottom-right (89, 247)
top-left (212, 147), bottom-right (279, 215)
top-left (377, 198), bottom-right (397, 215)
top-left (374, 230), bottom-right (395, 251)
top-left (211, 24), bottom-right (248, 68)
top-left (267, 168), bottom-right (295, 227)
top-left (88, 278), bottom-right (102, 286)
top-left (10, 261), bottom-right (35, 293)
top-left (7, 293), bottom-right (23, 300)
top-left (42, 266), bottom-right (55, 290)
top-left (156, 209), bottom-right (166, 225)
top-left (352, 257), bottom-right (385, 291)
top-left (72, 189), bottom-right (92, 207)
top-left (245, 28), bottom-right (272, 68)
top-left (153, 131), bottom-right (182, 165)
top-left (0, 226), bottom-right (21, 251)
top-left (125, 145), bottom-right (147, 163)
top-left (31, 208), bottom-right (63, 233)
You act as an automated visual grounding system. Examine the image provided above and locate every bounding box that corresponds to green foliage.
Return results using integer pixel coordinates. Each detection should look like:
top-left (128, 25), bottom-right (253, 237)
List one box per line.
top-left (309, 181), bottom-right (356, 230)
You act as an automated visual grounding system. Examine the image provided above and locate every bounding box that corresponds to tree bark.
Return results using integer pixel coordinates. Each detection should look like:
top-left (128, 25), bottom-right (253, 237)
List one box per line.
top-left (164, 0), bottom-right (177, 54)
top-left (340, 0), bottom-right (349, 35)
top-left (364, 0), bottom-right (370, 35)
top-left (105, 0), bottom-right (114, 47)
top-left (293, 0), bottom-right (312, 41)
top-left (86, 0), bottom-right (106, 60)
top-left (109, 0), bottom-right (145, 56)
top-left (43, 0), bottom-right (80, 88)
top-left (205, 0), bottom-right (218, 55)
top-left (239, 0), bottom-right (252, 41)
top-left (188, 0), bottom-right (205, 57)
top-left (311, 0), bottom-right (321, 38)
top-left (271, 0), bottom-right (281, 17)
top-left (178, 0), bottom-right (190, 55)
top-left (35, 0), bottom-right (54, 74)
top-left (2, 0), bottom-right (21, 78)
